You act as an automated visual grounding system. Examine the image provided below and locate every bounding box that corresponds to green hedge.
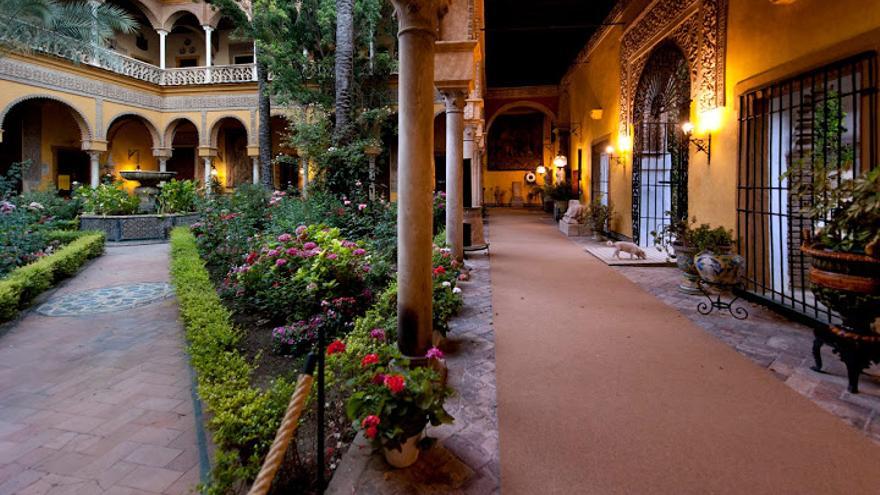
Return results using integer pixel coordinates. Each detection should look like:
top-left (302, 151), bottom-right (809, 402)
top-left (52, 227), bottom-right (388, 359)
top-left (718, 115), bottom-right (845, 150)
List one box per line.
top-left (169, 227), bottom-right (293, 494)
top-left (0, 231), bottom-right (105, 321)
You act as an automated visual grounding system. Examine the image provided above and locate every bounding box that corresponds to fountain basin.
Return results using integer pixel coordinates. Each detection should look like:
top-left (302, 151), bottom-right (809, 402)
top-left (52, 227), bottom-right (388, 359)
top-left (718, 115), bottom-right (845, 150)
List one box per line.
top-left (120, 170), bottom-right (177, 213)
top-left (80, 213), bottom-right (199, 241)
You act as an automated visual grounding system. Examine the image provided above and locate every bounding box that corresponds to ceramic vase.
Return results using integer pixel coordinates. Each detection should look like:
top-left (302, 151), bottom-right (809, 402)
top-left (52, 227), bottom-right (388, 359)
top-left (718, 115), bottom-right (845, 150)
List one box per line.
top-left (383, 432), bottom-right (422, 468)
top-left (695, 251), bottom-right (746, 287)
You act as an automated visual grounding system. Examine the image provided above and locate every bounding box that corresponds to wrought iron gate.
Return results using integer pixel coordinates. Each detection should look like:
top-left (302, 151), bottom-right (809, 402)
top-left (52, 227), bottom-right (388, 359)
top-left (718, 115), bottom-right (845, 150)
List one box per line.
top-left (632, 42), bottom-right (691, 246)
top-left (736, 52), bottom-right (878, 324)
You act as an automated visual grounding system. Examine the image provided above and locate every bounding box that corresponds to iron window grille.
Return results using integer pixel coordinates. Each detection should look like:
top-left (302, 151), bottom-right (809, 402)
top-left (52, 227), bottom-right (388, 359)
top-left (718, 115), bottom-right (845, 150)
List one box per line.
top-left (736, 52), bottom-right (878, 325)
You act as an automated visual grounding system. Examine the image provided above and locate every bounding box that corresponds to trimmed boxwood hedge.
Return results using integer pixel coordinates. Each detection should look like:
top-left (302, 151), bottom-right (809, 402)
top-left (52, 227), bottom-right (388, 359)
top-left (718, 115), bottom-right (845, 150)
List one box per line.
top-left (168, 227), bottom-right (294, 494)
top-left (0, 231), bottom-right (105, 322)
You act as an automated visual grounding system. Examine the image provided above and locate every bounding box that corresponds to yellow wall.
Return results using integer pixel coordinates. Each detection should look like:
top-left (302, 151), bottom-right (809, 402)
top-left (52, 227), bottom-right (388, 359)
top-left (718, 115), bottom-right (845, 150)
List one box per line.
top-left (563, 0), bottom-right (880, 239)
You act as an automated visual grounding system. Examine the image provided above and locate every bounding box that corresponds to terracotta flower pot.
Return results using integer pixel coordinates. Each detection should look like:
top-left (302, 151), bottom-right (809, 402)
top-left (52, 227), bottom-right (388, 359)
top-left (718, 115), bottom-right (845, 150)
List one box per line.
top-left (695, 251), bottom-right (745, 286)
top-left (801, 244), bottom-right (880, 333)
top-left (383, 432), bottom-right (422, 468)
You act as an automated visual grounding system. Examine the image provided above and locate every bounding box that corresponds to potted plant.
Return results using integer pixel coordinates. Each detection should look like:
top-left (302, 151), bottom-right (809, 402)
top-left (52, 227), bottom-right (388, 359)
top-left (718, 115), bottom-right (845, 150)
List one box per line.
top-left (544, 182), bottom-right (578, 220)
top-left (651, 216), bottom-right (734, 293)
top-left (344, 344), bottom-right (454, 468)
top-left (692, 226), bottom-right (744, 287)
top-left (587, 200), bottom-right (615, 241)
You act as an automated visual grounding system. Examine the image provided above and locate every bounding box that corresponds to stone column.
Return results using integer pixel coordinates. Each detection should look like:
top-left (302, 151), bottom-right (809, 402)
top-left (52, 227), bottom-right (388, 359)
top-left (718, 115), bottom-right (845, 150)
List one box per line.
top-left (203, 25), bottom-right (213, 83)
top-left (88, 151), bottom-right (101, 188)
top-left (474, 145), bottom-right (483, 206)
top-left (252, 156), bottom-right (260, 184)
top-left (391, 0), bottom-right (444, 359)
top-left (158, 158), bottom-right (167, 172)
top-left (301, 155), bottom-right (309, 197)
top-left (365, 144), bottom-right (381, 201)
top-left (441, 89), bottom-right (466, 261)
top-left (463, 123), bottom-right (476, 206)
top-left (158, 29), bottom-right (168, 69)
top-left (203, 156), bottom-right (213, 195)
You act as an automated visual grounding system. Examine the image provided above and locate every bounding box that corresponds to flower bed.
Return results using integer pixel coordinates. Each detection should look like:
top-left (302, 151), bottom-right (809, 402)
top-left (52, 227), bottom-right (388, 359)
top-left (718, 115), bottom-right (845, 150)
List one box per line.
top-left (0, 231), bottom-right (105, 322)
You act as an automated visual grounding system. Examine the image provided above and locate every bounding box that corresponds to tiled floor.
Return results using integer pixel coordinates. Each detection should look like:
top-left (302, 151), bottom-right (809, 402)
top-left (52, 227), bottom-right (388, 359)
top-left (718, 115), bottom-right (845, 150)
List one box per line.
top-left (0, 243), bottom-right (201, 495)
top-left (615, 264), bottom-right (880, 442)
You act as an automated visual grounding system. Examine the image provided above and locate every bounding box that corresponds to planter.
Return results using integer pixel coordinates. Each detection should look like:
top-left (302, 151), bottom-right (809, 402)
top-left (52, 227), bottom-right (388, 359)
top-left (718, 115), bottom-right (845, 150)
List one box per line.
top-left (80, 213), bottom-right (199, 241)
top-left (695, 251), bottom-right (746, 287)
top-left (801, 244), bottom-right (880, 333)
top-left (671, 244), bottom-right (700, 294)
top-left (383, 431), bottom-right (422, 468)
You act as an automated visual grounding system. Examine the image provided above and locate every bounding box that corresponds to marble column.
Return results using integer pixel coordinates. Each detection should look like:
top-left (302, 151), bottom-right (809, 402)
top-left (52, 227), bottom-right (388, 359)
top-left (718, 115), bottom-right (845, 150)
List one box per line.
top-left (203, 25), bottom-right (213, 83)
top-left (88, 151), bottom-right (100, 188)
top-left (441, 89), bottom-right (466, 261)
top-left (301, 155), bottom-right (309, 197)
top-left (157, 29), bottom-right (168, 70)
top-left (463, 124), bottom-right (477, 206)
top-left (365, 144), bottom-right (381, 201)
top-left (391, 0), bottom-right (443, 359)
top-left (252, 157), bottom-right (259, 184)
top-left (158, 158), bottom-right (167, 172)
top-left (203, 156), bottom-right (213, 195)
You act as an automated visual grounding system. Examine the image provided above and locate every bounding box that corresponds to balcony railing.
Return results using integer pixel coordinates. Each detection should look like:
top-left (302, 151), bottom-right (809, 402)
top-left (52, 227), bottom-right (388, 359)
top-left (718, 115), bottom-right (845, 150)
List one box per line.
top-left (0, 16), bottom-right (257, 86)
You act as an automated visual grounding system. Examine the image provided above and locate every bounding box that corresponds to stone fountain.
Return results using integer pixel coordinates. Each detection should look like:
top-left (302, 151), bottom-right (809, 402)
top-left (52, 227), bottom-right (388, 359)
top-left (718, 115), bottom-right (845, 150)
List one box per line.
top-left (120, 170), bottom-right (177, 213)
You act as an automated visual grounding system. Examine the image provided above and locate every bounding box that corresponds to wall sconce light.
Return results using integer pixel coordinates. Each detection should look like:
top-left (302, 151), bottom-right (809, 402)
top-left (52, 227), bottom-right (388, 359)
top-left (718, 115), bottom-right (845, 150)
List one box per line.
top-left (590, 109), bottom-right (604, 120)
top-left (617, 133), bottom-right (632, 153)
top-left (682, 121), bottom-right (711, 164)
top-left (210, 166), bottom-right (219, 177)
top-left (605, 145), bottom-right (625, 166)
top-left (536, 164), bottom-right (547, 175)
top-left (552, 153), bottom-right (568, 168)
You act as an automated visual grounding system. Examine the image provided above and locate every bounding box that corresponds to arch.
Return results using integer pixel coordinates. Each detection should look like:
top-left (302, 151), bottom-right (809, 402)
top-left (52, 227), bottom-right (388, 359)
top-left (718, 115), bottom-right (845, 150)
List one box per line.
top-left (105, 112), bottom-right (161, 149)
top-left (163, 117), bottom-right (200, 148)
top-left (105, 0), bottom-right (161, 30)
top-left (485, 100), bottom-right (557, 136)
top-left (0, 94), bottom-right (93, 144)
top-left (209, 115), bottom-right (249, 148)
top-left (162, 8), bottom-right (206, 31)
top-left (205, 9), bottom-right (250, 30)
top-left (630, 40), bottom-right (691, 247)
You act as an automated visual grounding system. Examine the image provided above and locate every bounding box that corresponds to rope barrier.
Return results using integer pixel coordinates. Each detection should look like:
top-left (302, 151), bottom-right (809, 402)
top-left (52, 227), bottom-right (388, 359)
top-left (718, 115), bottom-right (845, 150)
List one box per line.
top-left (247, 354), bottom-right (317, 495)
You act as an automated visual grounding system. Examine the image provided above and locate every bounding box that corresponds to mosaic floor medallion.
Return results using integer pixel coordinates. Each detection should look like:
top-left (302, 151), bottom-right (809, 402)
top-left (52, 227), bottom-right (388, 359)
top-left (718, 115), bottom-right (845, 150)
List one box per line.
top-left (36, 282), bottom-right (174, 317)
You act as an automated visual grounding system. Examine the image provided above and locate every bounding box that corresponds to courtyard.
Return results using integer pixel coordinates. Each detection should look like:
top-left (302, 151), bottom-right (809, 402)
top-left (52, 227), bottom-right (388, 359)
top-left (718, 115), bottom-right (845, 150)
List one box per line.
top-left (2, 0), bottom-right (880, 493)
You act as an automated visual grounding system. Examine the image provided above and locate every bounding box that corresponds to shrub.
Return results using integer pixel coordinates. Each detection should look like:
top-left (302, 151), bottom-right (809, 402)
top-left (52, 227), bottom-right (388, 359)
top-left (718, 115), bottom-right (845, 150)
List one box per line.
top-left (192, 186), bottom-right (270, 271)
top-left (0, 231), bottom-right (104, 321)
top-left (169, 227), bottom-right (293, 494)
top-left (227, 225), bottom-right (374, 324)
top-left (76, 182), bottom-right (139, 215)
top-left (0, 206), bottom-right (47, 277)
top-left (158, 179), bottom-right (198, 213)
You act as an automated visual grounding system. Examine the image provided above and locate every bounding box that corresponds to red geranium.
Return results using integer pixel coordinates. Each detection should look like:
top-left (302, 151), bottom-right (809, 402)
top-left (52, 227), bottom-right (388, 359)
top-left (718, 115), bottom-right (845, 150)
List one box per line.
top-left (361, 353), bottom-right (379, 367)
top-left (245, 252), bottom-right (258, 265)
top-left (432, 266), bottom-right (446, 277)
top-left (365, 426), bottom-right (378, 439)
top-left (326, 339), bottom-right (346, 355)
top-left (383, 374), bottom-right (406, 394)
top-left (361, 415), bottom-right (381, 428)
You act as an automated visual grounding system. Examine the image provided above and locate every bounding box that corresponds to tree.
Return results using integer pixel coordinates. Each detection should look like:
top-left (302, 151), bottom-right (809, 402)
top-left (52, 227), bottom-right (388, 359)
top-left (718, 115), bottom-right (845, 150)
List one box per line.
top-left (0, 0), bottom-right (136, 56)
top-left (204, 0), bottom-right (287, 190)
top-left (333, 0), bottom-right (354, 145)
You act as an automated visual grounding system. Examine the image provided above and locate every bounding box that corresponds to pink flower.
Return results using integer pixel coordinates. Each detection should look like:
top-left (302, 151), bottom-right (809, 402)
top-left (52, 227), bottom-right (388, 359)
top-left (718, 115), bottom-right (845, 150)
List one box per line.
top-left (267, 249), bottom-right (279, 257)
top-left (286, 247), bottom-right (299, 256)
top-left (295, 225), bottom-right (307, 235)
top-left (327, 253), bottom-right (338, 260)
top-left (426, 347), bottom-right (444, 360)
top-left (275, 258), bottom-right (287, 267)
top-left (303, 242), bottom-right (318, 250)
top-left (384, 374), bottom-right (405, 394)
top-left (353, 248), bottom-right (366, 256)
top-left (277, 233), bottom-right (292, 242)
top-left (361, 354), bottom-right (380, 367)
top-left (344, 200), bottom-right (352, 206)
top-left (371, 373), bottom-right (386, 385)
top-left (358, 203), bottom-right (367, 211)
top-left (370, 328), bottom-right (386, 340)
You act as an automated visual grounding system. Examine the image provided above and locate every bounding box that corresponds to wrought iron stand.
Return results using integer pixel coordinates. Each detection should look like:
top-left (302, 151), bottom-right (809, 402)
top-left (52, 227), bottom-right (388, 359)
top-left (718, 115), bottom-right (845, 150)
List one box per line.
top-left (696, 280), bottom-right (748, 320)
top-left (811, 325), bottom-right (880, 394)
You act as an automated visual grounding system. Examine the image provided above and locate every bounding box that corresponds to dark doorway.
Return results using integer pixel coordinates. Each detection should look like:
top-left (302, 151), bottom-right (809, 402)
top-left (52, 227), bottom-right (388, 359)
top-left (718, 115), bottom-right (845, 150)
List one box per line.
top-left (434, 155), bottom-right (446, 193)
top-left (55, 148), bottom-right (89, 196)
top-left (463, 158), bottom-right (472, 208)
top-left (168, 147), bottom-right (196, 180)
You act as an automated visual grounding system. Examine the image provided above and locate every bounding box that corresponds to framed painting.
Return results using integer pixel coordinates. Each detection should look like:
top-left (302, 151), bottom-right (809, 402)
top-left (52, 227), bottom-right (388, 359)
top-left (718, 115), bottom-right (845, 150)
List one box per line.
top-left (488, 113), bottom-right (543, 170)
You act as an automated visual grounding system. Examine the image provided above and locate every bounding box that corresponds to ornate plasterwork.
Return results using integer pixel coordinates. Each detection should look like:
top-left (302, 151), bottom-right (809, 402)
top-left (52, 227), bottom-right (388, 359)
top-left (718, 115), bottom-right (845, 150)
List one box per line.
top-left (618, 0), bottom-right (727, 134)
top-left (0, 59), bottom-right (259, 113)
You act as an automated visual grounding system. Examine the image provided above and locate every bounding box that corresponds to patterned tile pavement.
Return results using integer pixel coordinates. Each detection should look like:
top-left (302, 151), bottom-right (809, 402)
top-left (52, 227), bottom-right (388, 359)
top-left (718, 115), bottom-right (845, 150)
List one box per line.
top-left (36, 283), bottom-right (174, 317)
top-left (614, 264), bottom-right (880, 443)
top-left (0, 243), bottom-right (202, 495)
top-left (327, 243), bottom-right (500, 494)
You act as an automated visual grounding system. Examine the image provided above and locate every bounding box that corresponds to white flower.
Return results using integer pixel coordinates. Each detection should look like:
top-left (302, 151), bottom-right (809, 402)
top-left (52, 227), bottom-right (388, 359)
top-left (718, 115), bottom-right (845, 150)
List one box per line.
top-left (441, 281), bottom-right (451, 287)
top-left (452, 287), bottom-right (462, 294)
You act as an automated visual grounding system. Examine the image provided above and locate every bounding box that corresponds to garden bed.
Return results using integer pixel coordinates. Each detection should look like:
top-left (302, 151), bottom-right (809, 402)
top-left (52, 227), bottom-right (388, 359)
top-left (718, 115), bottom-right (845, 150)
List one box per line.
top-left (0, 231), bottom-right (105, 322)
top-left (81, 213), bottom-right (199, 241)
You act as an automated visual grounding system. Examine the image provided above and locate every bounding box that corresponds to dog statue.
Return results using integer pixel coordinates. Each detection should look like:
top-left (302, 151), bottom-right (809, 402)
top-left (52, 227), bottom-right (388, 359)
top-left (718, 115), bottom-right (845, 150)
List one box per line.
top-left (607, 240), bottom-right (647, 260)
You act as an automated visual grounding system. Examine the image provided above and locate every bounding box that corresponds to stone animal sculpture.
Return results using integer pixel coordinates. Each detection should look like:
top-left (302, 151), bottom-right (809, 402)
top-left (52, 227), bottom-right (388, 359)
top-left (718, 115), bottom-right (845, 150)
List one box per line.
top-left (607, 240), bottom-right (647, 260)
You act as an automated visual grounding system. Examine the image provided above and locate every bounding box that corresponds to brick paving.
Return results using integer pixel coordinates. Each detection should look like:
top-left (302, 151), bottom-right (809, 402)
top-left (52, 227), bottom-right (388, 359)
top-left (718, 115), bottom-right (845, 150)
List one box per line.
top-left (0, 243), bottom-right (202, 495)
top-left (327, 247), bottom-right (500, 495)
top-left (614, 264), bottom-right (880, 443)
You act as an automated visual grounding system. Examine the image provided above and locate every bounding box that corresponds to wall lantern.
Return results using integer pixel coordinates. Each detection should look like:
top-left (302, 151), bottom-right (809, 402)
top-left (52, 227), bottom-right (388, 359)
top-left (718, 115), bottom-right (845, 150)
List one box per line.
top-left (605, 145), bottom-right (625, 166)
top-left (210, 166), bottom-right (219, 177)
top-left (552, 153), bottom-right (568, 168)
top-left (682, 107), bottom-right (723, 165)
top-left (617, 133), bottom-right (632, 153)
top-left (536, 164), bottom-right (547, 175)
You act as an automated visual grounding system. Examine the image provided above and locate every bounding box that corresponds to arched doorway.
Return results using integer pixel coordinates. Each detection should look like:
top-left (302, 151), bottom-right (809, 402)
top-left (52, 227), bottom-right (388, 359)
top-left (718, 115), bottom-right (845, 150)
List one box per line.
top-left (0, 97), bottom-right (92, 194)
top-left (632, 42), bottom-right (690, 247)
top-left (106, 114), bottom-right (161, 181)
top-left (165, 118), bottom-right (198, 180)
top-left (210, 117), bottom-right (248, 188)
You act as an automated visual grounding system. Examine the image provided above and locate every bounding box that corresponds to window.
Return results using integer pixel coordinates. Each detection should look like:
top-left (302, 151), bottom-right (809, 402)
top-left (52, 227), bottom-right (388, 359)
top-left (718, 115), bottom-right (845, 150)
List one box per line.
top-left (591, 142), bottom-right (610, 207)
top-left (233, 54), bottom-right (254, 65)
top-left (737, 52), bottom-right (877, 324)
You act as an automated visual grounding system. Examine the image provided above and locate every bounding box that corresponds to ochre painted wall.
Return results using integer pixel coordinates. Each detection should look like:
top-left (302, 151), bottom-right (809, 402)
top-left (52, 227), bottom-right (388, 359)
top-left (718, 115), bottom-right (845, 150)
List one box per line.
top-left (563, 0), bottom-right (880, 240)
